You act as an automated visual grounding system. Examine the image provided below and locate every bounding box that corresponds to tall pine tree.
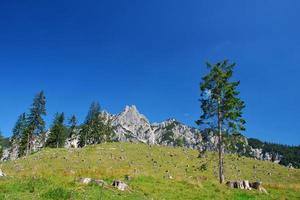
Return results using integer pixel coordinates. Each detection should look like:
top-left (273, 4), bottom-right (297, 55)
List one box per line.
top-left (79, 102), bottom-right (114, 147)
top-left (197, 60), bottom-right (246, 184)
top-left (68, 115), bottom-right (77, 138)
top-left (12, 113), bottom-right (27, 142)
top-left (20, 91), bottom-right (46, 156)
top-left (79, 102), bottom-right (100, 147)
top-left (46, 113), bottom-right (67, 148)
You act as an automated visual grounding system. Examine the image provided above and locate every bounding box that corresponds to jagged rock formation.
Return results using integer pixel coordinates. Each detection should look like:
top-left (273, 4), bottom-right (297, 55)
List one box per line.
top-left (99, 105), bottom-right (201, 148)
top-left (1, 105), bottom-right (285, 165)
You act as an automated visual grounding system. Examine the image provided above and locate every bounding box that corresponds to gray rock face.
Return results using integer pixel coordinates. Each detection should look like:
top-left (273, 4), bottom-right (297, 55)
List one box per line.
top-left (1, 149), bottom-right (10, 161)
top-left (101, 105), bottom-right (283, 164)
top-left (100, 106), bottom-right (201, 148)
top-left (248, 146), bottom-right (282, 163)
top-left (111, 105), bottom-right (155, 144)
top-left (65, 134), bottom-right (80, 149)
top-left (1, 105), bottom-right (283, 166)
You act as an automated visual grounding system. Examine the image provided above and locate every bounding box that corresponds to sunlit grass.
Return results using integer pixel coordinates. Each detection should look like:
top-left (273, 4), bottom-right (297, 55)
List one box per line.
top-left (0, 142), bottom-right (299, 199)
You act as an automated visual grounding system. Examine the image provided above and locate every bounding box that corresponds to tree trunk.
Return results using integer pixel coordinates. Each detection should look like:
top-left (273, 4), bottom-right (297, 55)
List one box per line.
top-left (26, 132), bottom-right (30, 156)
top-left (218, 100), bottom-right (225, 184)
top-left (56, 134), bottom-right (59, 148)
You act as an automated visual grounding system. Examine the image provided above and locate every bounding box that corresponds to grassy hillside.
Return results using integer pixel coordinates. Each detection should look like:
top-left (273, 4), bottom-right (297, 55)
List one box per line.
top-left (0, 143), bottom-right (299, 200)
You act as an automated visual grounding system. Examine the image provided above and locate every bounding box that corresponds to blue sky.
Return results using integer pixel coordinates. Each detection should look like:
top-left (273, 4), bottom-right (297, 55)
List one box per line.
top-left (0, 0), bottom-right (299, 145)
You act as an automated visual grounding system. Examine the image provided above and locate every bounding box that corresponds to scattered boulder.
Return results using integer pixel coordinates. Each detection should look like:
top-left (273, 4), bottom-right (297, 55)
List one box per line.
top-left (79, 178), bottom-right (93, 184)
top-left (250, 181), bottom-right (268, 194)
top-left (79, 178), bottom-right (107, 187)
top-left (0, 169), bottom-right (6, 177)
top-left (249, 181), bottom-right (260, 190)
top-left (243, 180), bottom-right (252, 190)
top-left (226, 180), bottom-right (267, 194)
top-left (112, 180), bottom-right (128, 191)
top-left (237, 181), bottom-right (245, 189)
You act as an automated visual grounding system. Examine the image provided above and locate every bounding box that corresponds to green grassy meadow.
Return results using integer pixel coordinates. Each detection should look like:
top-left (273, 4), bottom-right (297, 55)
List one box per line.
top-left (0, 143), bottom-right (299, 200)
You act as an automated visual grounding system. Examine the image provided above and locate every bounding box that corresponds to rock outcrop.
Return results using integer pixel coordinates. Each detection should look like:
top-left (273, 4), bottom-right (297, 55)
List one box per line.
top-left (79, 178), bottom-right (107, 187)
top-left (112, 180), bottom-right (128, 191)
top-left (1, 105), bottom-right (284, 166)
top-left (226, 180), bottom-right (267, 194)
top-left (0, 169), bottom-right (6, 177)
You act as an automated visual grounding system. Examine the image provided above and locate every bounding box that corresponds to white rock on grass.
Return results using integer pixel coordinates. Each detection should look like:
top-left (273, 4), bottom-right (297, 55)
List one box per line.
top-left (243, 180), bottom-right (252, 190)
top-left (0, 169), bottom-right (6, 177)
top-left (112, 180), bottom-right (128, 191)
top-left (79, 178), bottom-right (92, 184)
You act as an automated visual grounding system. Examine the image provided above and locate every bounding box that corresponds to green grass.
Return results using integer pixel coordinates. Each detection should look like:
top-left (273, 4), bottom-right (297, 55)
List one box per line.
top-left (0, 142), bottom-right (299, 199)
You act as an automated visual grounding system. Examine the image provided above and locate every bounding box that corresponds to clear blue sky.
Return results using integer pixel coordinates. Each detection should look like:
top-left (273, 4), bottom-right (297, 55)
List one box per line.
top-left (0, 1), bottom-right (299, 145)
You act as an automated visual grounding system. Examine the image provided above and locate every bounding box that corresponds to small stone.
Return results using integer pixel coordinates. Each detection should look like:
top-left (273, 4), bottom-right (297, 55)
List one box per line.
top-left (236, 181), bottom-right (244, 189)
top-left (243, 180), bottom-right (252, 190)
top-left (79, 178), bottom-right (92, 184)
top-left (112, 180), bottom-right (128, 191)
top-left (0, 169), bottom-right (6, 177)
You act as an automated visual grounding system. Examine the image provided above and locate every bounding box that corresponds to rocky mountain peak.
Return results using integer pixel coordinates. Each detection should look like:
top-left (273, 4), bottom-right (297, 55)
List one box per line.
top-left (115, 105), bottom-right (150, 125)
top-left (111, 105), bottom-right (154, 144)
top-left (124, 105), bottom-right (138, 113)
top-left (1, 105), bottom-right (286, 167)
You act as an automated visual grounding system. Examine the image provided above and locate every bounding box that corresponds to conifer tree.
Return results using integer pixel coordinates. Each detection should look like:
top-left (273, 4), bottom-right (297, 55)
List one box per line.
top-left (68, 115), bottom-right (77, 138)
top-left (12, 113), bottom-right (27, 142)
top-left (79, 102), bottom-right (100, 147)
top-left (79, 102), bottom-right (114, 147)
top-left (46, 113), bottom-right (67, 148)
top-left (20, 91), bottom-right (46, 156)
top-left (197, 60), bottom-right (246, 184)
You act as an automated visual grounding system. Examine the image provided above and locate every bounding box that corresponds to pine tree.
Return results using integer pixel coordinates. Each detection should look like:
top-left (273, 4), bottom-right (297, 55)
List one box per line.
top-left (21, 91), bottom-right (46, 156)
top-left (79, 102), bottom-right (114, 147)
top-left (79, 102), bottom-right (100, 147)
top-left (46, 113), bottom-right (67, 148)
top-left (197, 60), bottom-right (246, 184)
top-left (68, 115), bottom-right (77, 138)
top-left (85, 102), bottom-right (101, 123)
top-left (12, 113), bottom-right (27, 142)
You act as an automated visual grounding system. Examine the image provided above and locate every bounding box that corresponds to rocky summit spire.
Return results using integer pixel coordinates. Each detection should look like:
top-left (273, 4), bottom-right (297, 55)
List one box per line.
top-left (113, 105), bottom-right (153, 143)
top-left (118, 105), bottom-right (149, 124)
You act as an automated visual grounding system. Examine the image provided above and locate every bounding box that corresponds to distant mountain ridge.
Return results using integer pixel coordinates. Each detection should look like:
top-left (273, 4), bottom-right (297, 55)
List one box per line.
top-left (2, 105), bottom-right (299, 168)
